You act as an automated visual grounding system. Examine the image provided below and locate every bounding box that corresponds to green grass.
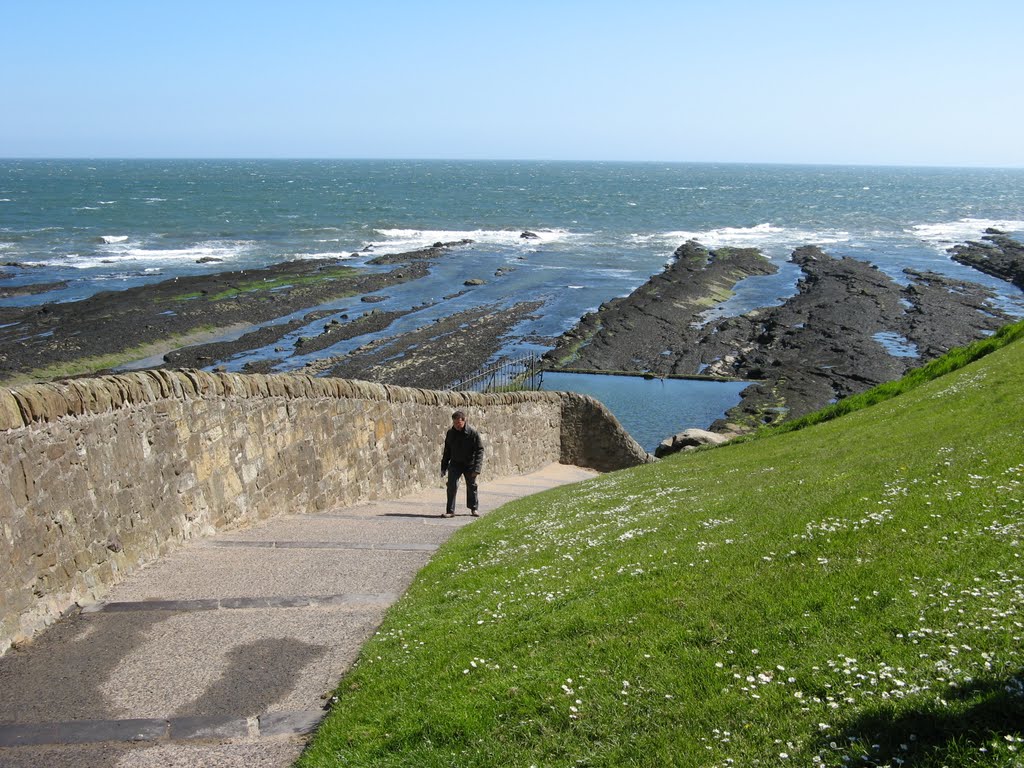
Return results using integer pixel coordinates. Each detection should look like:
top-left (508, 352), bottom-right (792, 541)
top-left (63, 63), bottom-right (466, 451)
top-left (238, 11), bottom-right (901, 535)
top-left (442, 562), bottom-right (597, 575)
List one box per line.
top-left (298, 324), bottom-right (1024, 767)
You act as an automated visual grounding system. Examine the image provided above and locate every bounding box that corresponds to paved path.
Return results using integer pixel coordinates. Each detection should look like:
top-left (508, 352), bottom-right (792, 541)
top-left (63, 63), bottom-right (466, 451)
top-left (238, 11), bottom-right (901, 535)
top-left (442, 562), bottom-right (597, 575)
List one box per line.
top-left (0, 463), bottom-right (597, 767)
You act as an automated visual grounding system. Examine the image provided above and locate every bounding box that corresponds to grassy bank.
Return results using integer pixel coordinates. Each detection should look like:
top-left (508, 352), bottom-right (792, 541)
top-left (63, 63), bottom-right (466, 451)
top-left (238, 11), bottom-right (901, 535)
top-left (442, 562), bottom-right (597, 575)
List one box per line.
top-left (299, 327), bottom-right (1024, 767)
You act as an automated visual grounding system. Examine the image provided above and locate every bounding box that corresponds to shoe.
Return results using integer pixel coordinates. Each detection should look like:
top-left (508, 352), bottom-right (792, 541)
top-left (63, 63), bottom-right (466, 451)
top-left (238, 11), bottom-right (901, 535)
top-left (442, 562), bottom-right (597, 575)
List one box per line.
top-left (444, 511), bottom-right (455, 518)
top-left (470, 509), bottom-right (479, 517)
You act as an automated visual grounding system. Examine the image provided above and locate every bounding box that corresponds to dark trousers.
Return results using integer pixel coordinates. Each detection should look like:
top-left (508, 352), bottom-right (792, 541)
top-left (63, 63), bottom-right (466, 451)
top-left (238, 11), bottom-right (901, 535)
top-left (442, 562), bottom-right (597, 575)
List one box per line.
top-left (446, 463), bottom-right (479, 514)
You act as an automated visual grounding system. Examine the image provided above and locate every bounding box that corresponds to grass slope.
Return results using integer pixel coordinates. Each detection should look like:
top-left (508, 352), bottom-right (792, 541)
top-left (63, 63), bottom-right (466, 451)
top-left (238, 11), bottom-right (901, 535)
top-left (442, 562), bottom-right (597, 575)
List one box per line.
top-left (299, 332), bottom-right (1024, 767)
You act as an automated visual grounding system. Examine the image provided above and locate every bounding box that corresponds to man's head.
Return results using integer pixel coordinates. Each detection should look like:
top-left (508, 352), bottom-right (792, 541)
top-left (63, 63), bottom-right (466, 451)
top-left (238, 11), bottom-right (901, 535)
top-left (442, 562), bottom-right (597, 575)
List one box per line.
top-left (451, 410), bottom-right (466, 430)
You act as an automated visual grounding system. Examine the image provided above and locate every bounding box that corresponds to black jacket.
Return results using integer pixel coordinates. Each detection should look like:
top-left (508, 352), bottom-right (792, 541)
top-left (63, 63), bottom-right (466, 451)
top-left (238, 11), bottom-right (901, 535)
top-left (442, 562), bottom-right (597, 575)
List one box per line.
top-left (441, 424), bottom-right (484, 474)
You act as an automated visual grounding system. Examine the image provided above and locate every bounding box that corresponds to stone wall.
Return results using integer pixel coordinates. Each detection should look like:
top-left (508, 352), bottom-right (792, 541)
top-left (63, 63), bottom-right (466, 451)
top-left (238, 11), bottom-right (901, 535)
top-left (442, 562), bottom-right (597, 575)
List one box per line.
top-left (0, 370), bottom-right (650, 655)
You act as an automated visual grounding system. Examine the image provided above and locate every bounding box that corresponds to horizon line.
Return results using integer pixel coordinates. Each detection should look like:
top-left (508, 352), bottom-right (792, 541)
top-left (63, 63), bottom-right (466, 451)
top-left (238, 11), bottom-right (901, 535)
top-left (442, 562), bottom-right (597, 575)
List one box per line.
top-left (2, 157), bottom-right (1023, 172)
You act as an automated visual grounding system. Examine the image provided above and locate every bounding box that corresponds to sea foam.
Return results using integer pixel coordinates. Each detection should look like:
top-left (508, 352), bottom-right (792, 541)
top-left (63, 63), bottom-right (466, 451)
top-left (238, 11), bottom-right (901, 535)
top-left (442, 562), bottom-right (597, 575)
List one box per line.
top-left (122, 240), bottom-right (256, 264)
top-left (372, 227), bottom-right (577, 254)
top-left (294, 251), bottom-right (357, 261)
top-left (38, 239), bottom-right (259, 270)
top-left (632, 223), bottom-right (851, 259)
top-left (911, 218), bottom-right (1024, 253)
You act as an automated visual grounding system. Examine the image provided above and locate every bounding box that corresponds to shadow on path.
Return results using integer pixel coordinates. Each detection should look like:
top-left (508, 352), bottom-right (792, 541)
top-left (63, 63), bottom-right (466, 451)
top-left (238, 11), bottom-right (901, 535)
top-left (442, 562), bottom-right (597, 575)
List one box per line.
top-left (0, 610), bottom-right (163, 723)
top-left (175, 637), bottom-right (327, 720)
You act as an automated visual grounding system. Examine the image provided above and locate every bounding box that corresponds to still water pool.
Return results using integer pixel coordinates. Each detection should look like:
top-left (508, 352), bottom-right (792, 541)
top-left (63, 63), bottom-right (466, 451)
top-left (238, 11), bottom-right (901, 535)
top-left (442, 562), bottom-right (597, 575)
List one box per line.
top-left (541, 372), bottom-right (749, 453)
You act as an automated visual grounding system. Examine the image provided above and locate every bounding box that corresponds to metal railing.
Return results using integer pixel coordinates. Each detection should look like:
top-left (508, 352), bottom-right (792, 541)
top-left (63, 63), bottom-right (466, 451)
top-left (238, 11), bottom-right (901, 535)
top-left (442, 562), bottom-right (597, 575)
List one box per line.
top-left (445, 353), bottom-right (544, 393)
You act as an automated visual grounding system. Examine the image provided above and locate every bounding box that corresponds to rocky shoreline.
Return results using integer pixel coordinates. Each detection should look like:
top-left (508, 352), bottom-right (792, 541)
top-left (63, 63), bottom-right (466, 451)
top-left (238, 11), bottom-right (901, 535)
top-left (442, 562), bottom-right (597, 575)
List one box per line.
top-left (0, 239), bottom-right (543, 393)
top-left (0, 260), bottom-right (405, 383)
top-left (2, 230), bottom-right (1022, 439)
top-left (545, 238), bottom-right (1021, 429)
top-left (296, 300), bottom-right (544, 389)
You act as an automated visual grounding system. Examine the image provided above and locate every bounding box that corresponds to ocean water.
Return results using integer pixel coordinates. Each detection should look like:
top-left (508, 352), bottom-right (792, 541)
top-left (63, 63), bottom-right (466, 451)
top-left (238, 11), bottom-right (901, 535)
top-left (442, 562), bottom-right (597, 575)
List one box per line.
top-left (3, 159), bottom-right (1024, 373)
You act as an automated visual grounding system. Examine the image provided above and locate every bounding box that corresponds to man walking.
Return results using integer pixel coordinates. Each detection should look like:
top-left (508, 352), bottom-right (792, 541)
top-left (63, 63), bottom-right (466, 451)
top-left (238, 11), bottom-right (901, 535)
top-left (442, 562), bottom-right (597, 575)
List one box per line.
top-left (440, 409), bottom-right (484, 518)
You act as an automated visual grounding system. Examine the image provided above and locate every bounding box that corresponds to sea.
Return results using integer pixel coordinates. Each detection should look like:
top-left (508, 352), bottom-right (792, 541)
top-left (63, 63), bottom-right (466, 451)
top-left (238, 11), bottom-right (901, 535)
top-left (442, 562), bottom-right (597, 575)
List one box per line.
top-left (3, 160), bottom-right (1024, 446)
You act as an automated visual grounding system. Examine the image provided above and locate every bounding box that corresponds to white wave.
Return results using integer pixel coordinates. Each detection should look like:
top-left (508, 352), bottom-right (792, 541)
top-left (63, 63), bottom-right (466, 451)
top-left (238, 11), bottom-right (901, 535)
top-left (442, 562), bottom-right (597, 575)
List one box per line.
top-left (98, 200), bottom-right (117, 205)
top-left (630, 223), bottom-right (850, 258)
top-left (293, 251), bottom-right (357, 261)
top-left (371, 227), bottom-right (579, 254)
top-left (122, 241), bottom-right (256, 263)
top-left (911, 218), bottom-right (1024, 252)
top-left (99, 235), bottom-right (129, 244)
top-left (28, 240), bottom-right (257, 270)
top-left (0, 199), bottom-right (11, 203)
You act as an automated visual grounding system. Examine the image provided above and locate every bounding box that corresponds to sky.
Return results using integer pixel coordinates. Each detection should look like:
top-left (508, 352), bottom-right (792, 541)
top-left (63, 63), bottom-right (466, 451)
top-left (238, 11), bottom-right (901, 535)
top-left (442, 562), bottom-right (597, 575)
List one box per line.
top-left (3, 0), bottom-right (1023, 166)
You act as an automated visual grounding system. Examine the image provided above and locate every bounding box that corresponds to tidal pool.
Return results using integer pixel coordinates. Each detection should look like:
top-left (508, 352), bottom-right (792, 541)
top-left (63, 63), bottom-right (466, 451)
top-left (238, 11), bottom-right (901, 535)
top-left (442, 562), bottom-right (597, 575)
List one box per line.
top-left (542, 372), bottom-right (749, 453)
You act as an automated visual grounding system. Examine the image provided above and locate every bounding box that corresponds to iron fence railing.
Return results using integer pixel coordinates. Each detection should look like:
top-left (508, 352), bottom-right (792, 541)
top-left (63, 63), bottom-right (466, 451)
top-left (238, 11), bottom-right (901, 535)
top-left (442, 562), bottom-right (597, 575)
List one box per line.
top-left (445, 353), bottom-right (544, 393)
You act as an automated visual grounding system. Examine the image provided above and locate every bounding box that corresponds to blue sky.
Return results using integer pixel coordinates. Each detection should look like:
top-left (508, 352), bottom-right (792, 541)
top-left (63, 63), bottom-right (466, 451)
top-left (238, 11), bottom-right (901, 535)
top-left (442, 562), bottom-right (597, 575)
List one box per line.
top-left (3, 0), bottom-right (1022, 166)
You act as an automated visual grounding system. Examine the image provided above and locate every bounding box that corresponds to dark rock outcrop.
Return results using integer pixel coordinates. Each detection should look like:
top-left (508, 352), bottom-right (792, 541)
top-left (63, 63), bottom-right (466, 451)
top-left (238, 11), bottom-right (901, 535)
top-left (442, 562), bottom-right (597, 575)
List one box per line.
top-left (367, 239), bottom-right (473, 265)
top-left (302, 301), bottom-right (545, 390)
top-left (544, 241), bottom-right (778, 374)
top-left (950, 232), bottom-right (1024, 290)
top-left (0, 281), bottom-right (69, 299)
top-left (547, 241), bottom-right (1014, 429)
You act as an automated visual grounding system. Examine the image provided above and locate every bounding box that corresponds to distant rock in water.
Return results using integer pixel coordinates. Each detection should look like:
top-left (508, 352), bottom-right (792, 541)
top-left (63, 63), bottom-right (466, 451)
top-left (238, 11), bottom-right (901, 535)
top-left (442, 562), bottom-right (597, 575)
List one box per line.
top-left (520, 231), bottom-right (539, 239)
top-left (464, 278), bottom-right (486, 286)
top-left (195, 257), bottom-right (223, 264)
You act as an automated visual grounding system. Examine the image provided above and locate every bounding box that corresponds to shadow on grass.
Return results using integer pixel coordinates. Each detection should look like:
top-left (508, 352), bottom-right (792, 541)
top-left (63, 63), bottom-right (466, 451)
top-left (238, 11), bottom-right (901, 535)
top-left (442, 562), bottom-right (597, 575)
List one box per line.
top-left (817, 671), bottom-right (1024, 765)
